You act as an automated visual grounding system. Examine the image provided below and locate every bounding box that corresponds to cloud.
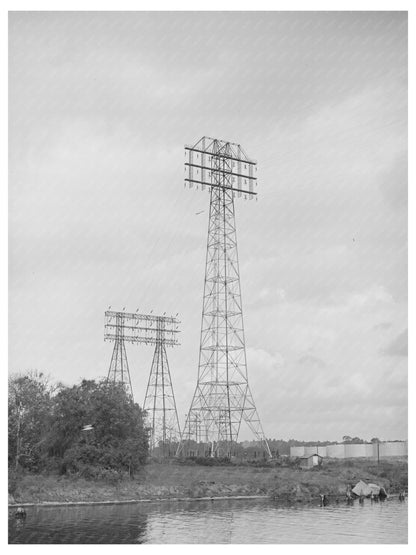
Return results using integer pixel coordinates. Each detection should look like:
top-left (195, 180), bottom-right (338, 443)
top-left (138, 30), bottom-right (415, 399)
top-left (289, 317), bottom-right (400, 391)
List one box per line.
top-left (297, 354), bottom-right (326, 369)
top-left (379, 151), bottom-right (408, 210)
top-left (338, 285), bottom-right (395, 310)
top-left (383, 329), bottom-right (408, 357)
top-left (248, 286), bottom-right (287, 307)
top-left (9, 12), bottom-right (408, 441)
top-left (246, 347), bottom-right (285, 378)
top-left (373, 322), bottom-right (392, 331)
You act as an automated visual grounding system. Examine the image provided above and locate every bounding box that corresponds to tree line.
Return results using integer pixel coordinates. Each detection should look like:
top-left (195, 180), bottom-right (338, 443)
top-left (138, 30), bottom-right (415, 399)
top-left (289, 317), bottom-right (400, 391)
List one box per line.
top-left (9, 371), bottom-right (391, 481)
top-left (8, 371), bottom-right (149, 480)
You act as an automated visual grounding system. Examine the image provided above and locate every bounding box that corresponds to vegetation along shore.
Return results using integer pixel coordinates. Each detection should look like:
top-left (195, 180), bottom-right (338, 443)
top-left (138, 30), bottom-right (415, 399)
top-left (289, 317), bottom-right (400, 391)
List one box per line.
top-left (10, 458), bottom-right (407, 507)
top-left (9, 372), bottom-right (407, 508)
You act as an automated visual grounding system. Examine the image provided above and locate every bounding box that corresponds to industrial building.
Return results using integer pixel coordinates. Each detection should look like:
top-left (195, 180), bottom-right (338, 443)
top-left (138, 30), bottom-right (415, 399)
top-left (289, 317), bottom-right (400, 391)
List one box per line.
top-left (290, 441), bottom-right (407, 459)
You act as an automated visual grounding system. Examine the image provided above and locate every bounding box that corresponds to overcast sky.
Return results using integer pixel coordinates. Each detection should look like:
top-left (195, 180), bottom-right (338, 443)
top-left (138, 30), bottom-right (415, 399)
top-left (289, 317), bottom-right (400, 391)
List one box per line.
top-left (9, 11), bottom-right (407, 442)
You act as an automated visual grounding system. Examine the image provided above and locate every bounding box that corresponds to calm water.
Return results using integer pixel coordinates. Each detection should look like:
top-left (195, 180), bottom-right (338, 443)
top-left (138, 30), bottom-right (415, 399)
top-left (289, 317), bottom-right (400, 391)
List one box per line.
top-left (9, 497), bottom-right (407, 544)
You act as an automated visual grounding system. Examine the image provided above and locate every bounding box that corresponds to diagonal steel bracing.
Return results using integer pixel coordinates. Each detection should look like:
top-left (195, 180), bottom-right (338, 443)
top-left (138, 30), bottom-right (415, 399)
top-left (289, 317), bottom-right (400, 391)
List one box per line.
top-left (143, 317), bottom-right (181, 455)
top-left (105, 310), bottom-right (181, 456)
top-left (177, 137), bottom-right (271, 458)
top-left (106, 311), bottom-right (134, 399)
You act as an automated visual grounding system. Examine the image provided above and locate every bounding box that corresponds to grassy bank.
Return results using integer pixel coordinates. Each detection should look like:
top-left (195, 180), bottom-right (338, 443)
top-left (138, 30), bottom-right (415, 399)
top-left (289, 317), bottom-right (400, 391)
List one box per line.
top-left (9, 458), bottom-right (407, 506)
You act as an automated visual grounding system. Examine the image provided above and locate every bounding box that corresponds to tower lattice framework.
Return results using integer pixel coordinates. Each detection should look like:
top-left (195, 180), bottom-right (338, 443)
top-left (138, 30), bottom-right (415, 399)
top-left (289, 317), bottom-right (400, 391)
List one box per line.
top-left (106, 311), bottom-right (134, 399)
top-left (105, 310), bottom-right (181, 455)
top-left (177, 137), bottom-right (271, 458)
top-left (143, 316), bottom-right (181, 455)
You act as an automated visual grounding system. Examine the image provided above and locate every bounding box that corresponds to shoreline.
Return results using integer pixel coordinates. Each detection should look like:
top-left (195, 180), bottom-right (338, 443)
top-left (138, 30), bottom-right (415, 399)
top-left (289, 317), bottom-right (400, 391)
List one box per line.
top-left (8, 494), bottom-right (269, 509)
top-left (9, 459), bottom-right (407, 509)
top-left (9, 493), bottom-right (402, 510)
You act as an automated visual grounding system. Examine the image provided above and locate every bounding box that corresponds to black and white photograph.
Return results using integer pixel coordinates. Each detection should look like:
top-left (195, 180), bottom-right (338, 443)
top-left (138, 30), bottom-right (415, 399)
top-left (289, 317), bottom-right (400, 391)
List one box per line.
top-left (6, 4), bottom-right (410, 546)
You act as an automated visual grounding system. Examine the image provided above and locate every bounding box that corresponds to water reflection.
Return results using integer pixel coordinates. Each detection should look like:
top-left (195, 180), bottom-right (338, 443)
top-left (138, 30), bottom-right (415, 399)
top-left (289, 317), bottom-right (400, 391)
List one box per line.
top-left (9, 504), bottom-right (149, 544)
top-left (8, 497), bottom-right (407, 544)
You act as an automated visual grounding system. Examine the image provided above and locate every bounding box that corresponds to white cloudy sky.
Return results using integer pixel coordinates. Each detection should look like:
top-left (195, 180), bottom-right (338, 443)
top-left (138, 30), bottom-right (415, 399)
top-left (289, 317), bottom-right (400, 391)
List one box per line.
top-left (9, 11), bottom-right (407, 441)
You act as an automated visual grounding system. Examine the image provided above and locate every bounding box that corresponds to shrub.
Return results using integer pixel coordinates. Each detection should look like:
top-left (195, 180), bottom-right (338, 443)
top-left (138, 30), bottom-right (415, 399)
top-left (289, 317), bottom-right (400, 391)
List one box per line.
top-left (9, 375), bottom-right (149, 480)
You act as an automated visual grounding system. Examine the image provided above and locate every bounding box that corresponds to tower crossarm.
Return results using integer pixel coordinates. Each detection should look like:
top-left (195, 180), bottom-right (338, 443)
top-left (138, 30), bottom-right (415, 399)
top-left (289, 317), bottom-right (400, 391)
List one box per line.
top-left (184, 136), bottom-right (258, 198)
top-left (104, 311), bottom-right (180, 346)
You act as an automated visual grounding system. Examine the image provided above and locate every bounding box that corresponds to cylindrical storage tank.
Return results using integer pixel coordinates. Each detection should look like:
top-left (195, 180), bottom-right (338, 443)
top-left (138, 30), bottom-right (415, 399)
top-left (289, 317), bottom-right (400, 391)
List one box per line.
top-left (290, 446), bottom-right (305, 457)
top-left (303, 446), bottom-right (318, 456)
top-left (379, 441), bottom-right (408, 457)
top-left (344, 444), bottom-right (368, 458)
top-left (317, 446), bottom-right (327, 457)
top-left (364, 443), bottom-right (374, 457)
top-left (327, 444), bottom-right (345, 458)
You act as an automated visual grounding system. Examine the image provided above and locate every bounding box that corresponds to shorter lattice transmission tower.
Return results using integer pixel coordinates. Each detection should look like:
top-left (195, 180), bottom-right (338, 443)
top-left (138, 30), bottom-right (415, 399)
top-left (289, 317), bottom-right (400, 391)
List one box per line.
top-left (104, 310), bottom-right (181, 456)
top-left (143, 315), bottom-right (181, 455)
top-left (105, 310), bottom-right (134, 399)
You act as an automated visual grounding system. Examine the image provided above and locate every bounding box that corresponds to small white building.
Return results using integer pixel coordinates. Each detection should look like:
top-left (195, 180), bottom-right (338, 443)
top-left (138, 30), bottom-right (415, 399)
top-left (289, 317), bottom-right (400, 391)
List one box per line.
top-left (299, 454), bottom-right (323, 469)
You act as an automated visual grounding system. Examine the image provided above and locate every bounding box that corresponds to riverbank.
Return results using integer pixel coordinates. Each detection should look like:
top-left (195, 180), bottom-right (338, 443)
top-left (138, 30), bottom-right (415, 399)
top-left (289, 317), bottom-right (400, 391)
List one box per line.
top-left (9, 458), bottom-right (407, 506)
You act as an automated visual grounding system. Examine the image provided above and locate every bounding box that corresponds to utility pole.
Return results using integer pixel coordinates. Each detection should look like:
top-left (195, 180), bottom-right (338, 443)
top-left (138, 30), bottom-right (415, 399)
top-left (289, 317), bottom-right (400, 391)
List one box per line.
top-left (177, 137), bottom-right (271, 459)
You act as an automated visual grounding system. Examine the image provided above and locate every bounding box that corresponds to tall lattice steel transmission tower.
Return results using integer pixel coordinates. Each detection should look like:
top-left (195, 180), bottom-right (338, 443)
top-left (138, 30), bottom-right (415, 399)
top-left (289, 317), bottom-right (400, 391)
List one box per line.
top-left (105, 310), bottom-right (181, 456)
top-left (177, 137), bottom-right (271, 458)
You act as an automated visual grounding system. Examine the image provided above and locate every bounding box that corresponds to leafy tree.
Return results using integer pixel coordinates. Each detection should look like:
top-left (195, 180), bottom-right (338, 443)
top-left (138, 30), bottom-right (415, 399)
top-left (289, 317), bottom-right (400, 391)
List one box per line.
top-left (8, 371), bottom-right (53, 471)
top-left (351, 436), bottom-right (365, 444)
top-left (46, 379), bottom-right (149, 477)
top-left (342, 435), bottom-right (366, 444)
top-left (9, 373), bottom-right (149, 479)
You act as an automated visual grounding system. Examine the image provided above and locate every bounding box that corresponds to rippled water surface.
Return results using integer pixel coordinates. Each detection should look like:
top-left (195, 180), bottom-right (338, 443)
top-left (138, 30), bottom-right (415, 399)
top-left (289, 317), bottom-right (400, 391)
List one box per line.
top-left (9, 497), bottom-right (407, 544)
